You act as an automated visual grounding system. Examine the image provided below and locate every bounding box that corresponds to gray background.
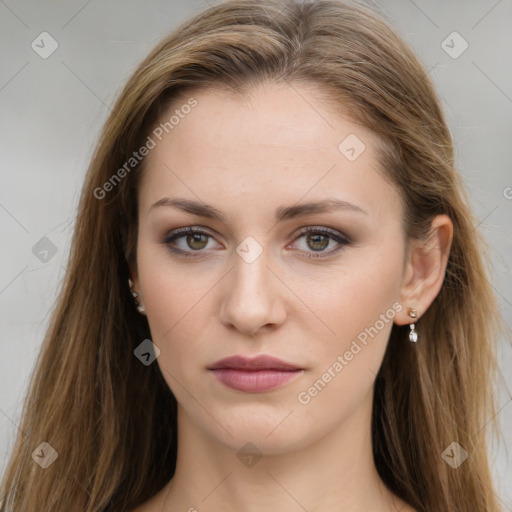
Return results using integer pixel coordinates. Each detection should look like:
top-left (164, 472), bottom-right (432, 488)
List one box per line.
top-left (1, 0), bottom-right (511, 507)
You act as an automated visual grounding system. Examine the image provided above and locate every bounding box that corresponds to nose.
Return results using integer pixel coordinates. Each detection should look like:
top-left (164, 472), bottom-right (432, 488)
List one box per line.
top-left (219, 247), bottom-right (287, 337)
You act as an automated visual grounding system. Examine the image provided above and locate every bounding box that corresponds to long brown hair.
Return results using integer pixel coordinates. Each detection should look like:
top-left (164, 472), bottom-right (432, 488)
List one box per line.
top-left (1, 1), bottom-right (505, 510)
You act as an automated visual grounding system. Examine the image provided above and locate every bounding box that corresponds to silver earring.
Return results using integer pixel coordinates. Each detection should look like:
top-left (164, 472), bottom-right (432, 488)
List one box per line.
top-left (128, 278), bottom-right (146, 315)
top-left (128, 278), bottom-right (138, 298)
top-left (408, 307), bottom-right (418, 342)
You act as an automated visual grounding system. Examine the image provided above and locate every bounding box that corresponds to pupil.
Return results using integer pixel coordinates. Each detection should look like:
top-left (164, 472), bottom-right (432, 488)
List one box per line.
top-left (308, 234), bottom-right (328, 251)
top-left (188, 234), bottom-right (207, 250)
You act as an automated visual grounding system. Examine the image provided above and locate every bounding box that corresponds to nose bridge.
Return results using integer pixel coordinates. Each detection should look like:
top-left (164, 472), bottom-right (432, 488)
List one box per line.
top-left (230, 240), bottom-right (272, 309)
top-left (220, 237), bottom-right (285, 334)
top-left (234, 240), bottom-right (269, 295)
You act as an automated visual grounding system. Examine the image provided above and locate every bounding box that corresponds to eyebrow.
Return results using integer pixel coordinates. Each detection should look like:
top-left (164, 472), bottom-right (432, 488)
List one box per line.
top-left (150, 197), bottom-right (367, 223)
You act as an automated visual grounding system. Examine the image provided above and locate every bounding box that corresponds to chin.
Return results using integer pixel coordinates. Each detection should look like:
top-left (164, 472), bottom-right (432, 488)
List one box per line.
top-left (198, 406), bottom-right (323, 455)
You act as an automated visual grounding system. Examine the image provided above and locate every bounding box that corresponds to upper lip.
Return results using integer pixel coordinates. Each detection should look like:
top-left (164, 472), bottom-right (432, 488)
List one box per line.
top-left (208, 355), bottom-right (303, 371)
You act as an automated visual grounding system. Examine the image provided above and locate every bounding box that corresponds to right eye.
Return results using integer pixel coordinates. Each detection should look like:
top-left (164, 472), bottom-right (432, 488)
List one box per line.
top-left (163, 226), bottom-right (222, 257)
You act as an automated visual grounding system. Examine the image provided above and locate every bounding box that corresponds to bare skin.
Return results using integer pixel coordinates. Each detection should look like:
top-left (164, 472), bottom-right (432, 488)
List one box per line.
top-left (129, 81), bottom-right (452, 512)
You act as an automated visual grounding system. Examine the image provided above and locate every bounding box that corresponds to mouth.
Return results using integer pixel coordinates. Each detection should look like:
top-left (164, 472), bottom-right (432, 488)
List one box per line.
top-left (207, 355), bottom-right (304, 393)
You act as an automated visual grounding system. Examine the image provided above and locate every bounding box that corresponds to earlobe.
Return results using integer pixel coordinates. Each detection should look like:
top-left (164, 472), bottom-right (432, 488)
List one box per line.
top-left (128, 264), bottom-right (139, 289)
top-left (395, 214), bottom-right (453, 326)
top-left (128, 273), bottom-right (147, 315)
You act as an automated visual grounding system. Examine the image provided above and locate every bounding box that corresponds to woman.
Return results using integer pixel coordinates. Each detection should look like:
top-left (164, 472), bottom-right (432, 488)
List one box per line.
top-left (0, 0), bottom-right (505, 510)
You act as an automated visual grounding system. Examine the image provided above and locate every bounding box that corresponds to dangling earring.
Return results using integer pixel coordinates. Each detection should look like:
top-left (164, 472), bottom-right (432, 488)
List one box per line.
top-left (128, 278), bottom-right (146, 315)
top-left (408, 307), bottom-right (418, 342)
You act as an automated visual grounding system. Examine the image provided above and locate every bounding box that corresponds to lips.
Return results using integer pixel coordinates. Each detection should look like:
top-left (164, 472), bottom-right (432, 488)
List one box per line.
top-left (208, 355), bottom-right (304, 392)
top-left (208, 355), bottom-right (302, 371)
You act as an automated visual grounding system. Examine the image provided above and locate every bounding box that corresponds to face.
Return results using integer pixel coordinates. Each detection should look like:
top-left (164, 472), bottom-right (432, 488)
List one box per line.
top-left (133, 81), bottom-right (408, 454)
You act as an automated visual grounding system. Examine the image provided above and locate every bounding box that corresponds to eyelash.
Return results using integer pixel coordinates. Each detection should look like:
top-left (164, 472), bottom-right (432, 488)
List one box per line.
top-left (162, 226), bottom-right (350, 260)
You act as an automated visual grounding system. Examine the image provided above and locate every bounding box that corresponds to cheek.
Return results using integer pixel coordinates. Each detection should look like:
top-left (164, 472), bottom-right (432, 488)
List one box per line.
top-left (298, 258), bottom-right (402, 414)
top-left (291, 244), bottom-right (403, 353)
top-left (292, 256), bottom-right (403, 430)
top-left (141, 267), bottom-right (212, 402)
top-left (135, 244), bottom-right (190, 367)
top-left (141, 273), bottom-right (213, 363)
top-left (136, 233), bottom-right (215, 337)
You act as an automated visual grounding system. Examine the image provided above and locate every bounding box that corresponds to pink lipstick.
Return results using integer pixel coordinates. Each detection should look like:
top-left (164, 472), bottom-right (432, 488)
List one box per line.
top-left (208, 355), bottom-right (304, 393)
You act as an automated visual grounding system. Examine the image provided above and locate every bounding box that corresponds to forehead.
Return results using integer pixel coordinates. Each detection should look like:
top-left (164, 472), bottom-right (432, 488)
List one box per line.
top-left (138, 81), bottom-right (401, 224)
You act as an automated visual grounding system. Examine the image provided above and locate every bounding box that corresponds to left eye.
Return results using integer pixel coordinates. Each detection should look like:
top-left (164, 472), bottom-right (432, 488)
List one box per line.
top-left (163, 226), bottom-right (349, 258)
top-left (289, 227), bottom-right (350, 258)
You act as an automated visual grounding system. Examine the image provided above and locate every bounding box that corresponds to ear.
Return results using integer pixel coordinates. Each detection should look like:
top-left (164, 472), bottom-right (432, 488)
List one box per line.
top-left (395, 214), bottom-right (453, 325)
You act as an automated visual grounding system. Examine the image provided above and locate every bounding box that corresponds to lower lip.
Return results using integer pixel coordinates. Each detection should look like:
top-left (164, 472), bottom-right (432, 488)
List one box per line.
top-left (209, 369), bottom-right (303, 392)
